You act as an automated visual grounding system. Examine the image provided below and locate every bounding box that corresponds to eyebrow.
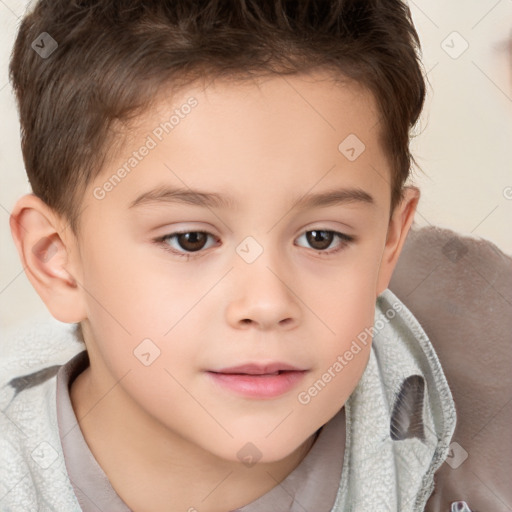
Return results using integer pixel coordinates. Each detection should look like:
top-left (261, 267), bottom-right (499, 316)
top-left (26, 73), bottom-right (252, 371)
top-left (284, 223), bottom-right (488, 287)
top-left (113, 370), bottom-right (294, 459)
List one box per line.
top-left (129, 185), bottom-right (375, 210)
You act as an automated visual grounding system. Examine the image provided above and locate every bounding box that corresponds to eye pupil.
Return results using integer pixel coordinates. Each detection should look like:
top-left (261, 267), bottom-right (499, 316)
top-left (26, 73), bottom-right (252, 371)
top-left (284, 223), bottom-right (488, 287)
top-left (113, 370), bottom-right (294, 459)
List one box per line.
top-left (160, 228), bottom-right (348, 258)
top-left (178, 232), bottom-right (207, 251)
top-left (307, 230), bottom-right (333, 250)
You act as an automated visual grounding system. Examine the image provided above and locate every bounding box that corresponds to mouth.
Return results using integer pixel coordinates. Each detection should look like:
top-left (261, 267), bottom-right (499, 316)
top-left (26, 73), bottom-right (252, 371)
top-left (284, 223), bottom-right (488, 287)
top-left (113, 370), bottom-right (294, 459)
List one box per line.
top-left (210, 362), bottom-right (307, 375)
top-left (206, 363), bottom-right (308, 399)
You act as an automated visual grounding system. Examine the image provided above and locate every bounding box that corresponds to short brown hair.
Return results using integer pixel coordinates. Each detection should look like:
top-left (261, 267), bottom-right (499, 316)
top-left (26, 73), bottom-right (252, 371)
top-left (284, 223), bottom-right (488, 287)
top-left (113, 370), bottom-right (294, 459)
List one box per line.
top-left (9, 0), bottom-right (426, 232)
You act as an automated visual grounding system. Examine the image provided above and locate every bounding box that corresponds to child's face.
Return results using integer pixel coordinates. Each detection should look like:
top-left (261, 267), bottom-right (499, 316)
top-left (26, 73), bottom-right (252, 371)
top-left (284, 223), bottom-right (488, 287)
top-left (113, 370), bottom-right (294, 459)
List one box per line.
top-left (62, 70), bottom-right (416, 462)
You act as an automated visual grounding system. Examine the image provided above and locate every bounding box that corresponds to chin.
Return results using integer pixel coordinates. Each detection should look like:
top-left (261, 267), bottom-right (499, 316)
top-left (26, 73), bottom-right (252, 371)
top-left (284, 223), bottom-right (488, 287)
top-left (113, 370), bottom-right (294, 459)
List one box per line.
top-left (212, 432), bottom-right (309, 466)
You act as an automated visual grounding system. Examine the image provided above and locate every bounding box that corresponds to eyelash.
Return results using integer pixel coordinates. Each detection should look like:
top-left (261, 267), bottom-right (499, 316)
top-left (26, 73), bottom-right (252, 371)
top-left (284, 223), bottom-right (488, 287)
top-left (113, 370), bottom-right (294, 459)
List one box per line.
top-left (153, 229), bottom-right (355, 260)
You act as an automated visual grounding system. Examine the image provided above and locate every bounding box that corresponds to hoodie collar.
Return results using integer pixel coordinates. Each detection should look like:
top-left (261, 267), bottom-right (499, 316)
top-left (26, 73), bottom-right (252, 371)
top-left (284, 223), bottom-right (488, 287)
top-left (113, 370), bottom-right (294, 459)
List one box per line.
top-left (331, 288), bottom-right (457, 511)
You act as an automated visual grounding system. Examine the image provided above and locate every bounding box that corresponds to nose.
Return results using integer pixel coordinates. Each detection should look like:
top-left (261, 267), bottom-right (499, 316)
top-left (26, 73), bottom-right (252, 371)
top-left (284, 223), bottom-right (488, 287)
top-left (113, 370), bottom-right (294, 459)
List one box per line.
top-left (225, 254), bottom-right (302, 331)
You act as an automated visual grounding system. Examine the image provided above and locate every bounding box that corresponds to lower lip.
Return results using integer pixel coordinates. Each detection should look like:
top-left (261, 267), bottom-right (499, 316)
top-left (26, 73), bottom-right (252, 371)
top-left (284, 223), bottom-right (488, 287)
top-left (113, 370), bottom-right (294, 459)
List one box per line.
top-left (206, 370), bottom-right (307, 399)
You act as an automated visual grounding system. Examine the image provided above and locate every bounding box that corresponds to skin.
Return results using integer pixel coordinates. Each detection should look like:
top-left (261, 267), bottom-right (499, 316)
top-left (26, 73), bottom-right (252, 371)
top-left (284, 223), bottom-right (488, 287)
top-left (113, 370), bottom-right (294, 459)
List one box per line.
top-left (10, 69), bottom-right (419, 512)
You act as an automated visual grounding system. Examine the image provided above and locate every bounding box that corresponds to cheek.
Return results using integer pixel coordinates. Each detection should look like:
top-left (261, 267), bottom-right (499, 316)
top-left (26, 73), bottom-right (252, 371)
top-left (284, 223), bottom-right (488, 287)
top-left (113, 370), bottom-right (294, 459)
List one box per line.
top-left (295, 305), bottom-right (374, 434)
top-left (296, 250), bottom-right (379, 423)
top-left (293, 344), bottom-right (371, 446)
top-left (81, 234), bottom-right (174, 330)
top-left (78, 241), bottom-right (166, 370)
top-left (80, 248), bottom-right (211, 401)
top-left (305, 240), bottom-right (381, 351)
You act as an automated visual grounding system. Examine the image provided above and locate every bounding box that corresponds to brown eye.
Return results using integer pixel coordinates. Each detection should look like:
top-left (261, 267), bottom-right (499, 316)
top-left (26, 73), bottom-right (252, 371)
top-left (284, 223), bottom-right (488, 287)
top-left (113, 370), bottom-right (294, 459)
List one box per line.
top-left (157, 231), bottom-right (216, 257)
top-left (305, 230), bottom-right (334, 250)
top-left (296, 229), bottom-right (354, 255)
top-left (175, 232), bottom-right (208, 252)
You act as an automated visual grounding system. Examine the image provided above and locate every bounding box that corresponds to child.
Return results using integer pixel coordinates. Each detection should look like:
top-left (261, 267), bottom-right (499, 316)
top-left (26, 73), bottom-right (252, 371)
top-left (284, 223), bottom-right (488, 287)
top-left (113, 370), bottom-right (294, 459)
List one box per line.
top-left (1, 1), bottom-right (460, 510)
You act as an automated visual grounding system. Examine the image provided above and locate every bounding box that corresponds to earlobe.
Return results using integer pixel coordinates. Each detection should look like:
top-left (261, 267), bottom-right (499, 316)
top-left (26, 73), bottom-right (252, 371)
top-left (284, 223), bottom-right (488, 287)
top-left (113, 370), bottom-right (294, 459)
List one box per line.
top-left (375, 186), bottom-right (420, 297)
top-left (9, 194), bottom-right (86, 323)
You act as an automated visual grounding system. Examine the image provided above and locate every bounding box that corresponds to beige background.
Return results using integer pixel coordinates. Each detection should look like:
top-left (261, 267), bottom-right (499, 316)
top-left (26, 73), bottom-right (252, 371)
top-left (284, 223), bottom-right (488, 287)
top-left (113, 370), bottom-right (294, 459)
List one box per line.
top-left (1, 0), bottom-right (511, 338)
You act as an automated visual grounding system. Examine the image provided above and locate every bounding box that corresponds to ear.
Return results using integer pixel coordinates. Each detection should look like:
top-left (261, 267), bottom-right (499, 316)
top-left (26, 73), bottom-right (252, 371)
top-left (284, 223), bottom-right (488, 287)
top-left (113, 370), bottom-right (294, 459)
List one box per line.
top-left (9, 194), bottom-right (87, 323)
top-left (376, 186), bottom-right (420, 297)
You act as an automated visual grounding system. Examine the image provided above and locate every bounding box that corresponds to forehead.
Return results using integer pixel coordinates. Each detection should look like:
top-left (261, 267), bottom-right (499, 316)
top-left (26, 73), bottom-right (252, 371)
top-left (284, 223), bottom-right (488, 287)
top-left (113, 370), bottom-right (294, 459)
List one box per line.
top-left (88, 69), bottom-right (390, 216)
top-left (113, 68), bottom-right (382, 154)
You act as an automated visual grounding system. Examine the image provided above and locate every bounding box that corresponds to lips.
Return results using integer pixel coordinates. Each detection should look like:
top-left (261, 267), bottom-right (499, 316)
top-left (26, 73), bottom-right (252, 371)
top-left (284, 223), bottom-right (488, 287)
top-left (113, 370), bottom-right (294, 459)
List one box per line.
top-left (211, 362), bottom-right (306, 375)
top-left (206, 362), bottom-right (308, 399)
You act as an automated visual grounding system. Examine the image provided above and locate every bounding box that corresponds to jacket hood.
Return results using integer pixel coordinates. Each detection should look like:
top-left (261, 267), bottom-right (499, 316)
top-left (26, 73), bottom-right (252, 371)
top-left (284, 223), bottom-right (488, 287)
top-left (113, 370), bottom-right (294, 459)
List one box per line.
top-left (331, 288), bottom-right (457, 511)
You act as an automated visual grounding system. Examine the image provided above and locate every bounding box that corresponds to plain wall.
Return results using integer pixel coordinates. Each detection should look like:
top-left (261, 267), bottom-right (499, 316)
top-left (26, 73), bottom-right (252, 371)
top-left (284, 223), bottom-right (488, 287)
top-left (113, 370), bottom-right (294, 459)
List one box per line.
top-left (1, 0), bottom-right (511, 339)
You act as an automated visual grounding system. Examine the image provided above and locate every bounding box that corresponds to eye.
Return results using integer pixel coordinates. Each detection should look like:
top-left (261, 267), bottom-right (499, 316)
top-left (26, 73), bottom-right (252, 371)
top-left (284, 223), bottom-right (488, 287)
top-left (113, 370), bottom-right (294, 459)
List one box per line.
top-left (154, 228), bottom-right (354, 259)
top-left (296, 229), bottom-right (354, 255)
top-left (155, 231), bottom-right (218, 258)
